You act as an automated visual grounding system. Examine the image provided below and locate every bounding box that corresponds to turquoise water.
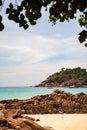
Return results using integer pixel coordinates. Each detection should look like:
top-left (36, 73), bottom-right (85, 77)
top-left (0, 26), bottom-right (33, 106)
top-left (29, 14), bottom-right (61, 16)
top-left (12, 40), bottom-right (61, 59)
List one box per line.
top-left (0, 86), bottom-right (87, 101)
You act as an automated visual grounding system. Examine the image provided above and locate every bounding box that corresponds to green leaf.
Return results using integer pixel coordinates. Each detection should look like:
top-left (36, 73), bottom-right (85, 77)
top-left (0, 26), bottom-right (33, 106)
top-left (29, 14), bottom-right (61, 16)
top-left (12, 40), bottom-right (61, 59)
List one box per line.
top-left (23, 24), bottom-right (29, 29)
top-left (9, 3), bottom-right (13, 9)
top-left (0, 15), bottom-right (2, 22)
top-left (30, 21), bottom-right (36, 25)
top-left (0, 0), bottom-right (2, 6)
top-left (0, 22), bottom-right (4, 31)
top-left (85, 43), bottom-right (87, 47)
top-left (6, 8), bottom-right (10, 14)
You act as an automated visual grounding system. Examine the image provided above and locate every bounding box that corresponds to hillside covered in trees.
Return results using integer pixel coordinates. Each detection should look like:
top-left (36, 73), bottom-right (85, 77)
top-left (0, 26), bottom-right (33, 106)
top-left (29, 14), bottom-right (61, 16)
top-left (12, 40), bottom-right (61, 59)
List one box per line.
top-left (35, 67), bottom-right (87, 87)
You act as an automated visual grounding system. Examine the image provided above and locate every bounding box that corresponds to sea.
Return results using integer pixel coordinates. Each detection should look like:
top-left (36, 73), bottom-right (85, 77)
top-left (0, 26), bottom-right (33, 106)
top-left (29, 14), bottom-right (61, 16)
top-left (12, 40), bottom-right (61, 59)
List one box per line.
top-left (0, 86), bottom-right (87, 101)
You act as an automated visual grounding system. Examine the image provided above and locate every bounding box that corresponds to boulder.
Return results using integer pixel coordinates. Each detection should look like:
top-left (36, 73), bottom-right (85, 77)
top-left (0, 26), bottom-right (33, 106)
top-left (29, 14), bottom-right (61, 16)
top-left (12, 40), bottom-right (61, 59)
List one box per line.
top-left (0, 109), bottom-right (47, 130)
top-left (0, 89), bottom-right (87, 114)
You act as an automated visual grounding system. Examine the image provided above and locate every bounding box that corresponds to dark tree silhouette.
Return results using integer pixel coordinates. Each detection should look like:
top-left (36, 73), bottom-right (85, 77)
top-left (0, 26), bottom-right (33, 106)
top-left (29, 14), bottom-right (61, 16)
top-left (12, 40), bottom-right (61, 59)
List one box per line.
top-left (0, 0), bottom-right (87, 46)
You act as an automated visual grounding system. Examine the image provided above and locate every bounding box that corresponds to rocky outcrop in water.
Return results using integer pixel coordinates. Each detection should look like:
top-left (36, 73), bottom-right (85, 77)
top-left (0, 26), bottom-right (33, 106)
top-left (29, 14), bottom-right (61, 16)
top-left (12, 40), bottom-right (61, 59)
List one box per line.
top-left (35, 79), bottom-right (84, 87)
top-left (35, 67), bottom-right (87, 87)
top-left (0, 89), bottom-right (87, 129)
top-left (0, 89), bottom-right (87, 114)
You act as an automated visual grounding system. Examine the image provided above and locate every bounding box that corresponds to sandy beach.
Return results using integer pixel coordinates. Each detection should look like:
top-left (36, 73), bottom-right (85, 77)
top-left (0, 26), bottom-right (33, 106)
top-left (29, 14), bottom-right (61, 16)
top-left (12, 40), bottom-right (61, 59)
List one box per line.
top-left (27, 114), bottom-right (87, 130)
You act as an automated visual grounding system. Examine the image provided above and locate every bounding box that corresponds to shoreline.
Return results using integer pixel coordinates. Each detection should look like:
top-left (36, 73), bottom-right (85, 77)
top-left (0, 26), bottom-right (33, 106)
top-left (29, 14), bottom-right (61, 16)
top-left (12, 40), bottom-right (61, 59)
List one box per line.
top-left (0, 88), bottom-right (87, 130)
top-left (0, 87), bottom-right (87, 101)
top-left (25, 114), bottom-right (87, 130)
top-left (0, 89), bottom-right (87, 114)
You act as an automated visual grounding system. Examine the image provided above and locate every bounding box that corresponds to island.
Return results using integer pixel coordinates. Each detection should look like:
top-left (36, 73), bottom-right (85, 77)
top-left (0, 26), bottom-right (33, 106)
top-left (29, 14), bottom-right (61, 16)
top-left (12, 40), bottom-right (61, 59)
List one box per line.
top-left (0, 67), bottom-right (87, 130)
top-left (35, 67), bottom-right (87, 87)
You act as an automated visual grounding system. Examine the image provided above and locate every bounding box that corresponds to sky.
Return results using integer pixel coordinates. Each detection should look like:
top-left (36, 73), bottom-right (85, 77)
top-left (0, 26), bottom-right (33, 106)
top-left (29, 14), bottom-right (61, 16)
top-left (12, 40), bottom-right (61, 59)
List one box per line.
top-left (0, 1), bottom-right (87, 87)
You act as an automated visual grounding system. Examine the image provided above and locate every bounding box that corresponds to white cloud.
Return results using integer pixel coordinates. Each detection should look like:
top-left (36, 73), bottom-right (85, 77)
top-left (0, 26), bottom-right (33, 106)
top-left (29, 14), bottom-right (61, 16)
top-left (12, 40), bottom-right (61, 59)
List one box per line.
top-left (0, 31), bottom-right (87, 86)
top-left (0, 0), bottom-right (86, 87)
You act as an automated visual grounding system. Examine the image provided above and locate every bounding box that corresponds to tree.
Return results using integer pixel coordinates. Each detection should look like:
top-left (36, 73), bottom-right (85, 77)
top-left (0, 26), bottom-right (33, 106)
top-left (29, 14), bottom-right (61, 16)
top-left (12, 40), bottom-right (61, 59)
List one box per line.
top-left (0, 0), bottom-right (87, 46)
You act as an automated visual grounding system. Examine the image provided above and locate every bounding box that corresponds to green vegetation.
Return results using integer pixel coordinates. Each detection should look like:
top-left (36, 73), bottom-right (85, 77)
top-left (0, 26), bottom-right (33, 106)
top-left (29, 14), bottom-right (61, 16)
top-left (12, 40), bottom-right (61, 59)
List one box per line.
top-left (36, 67), bottom-right (87, 87)
top-left (48, 67), bottom-right (87, 85)
top-left (0, 0), bottom-right (87, 46)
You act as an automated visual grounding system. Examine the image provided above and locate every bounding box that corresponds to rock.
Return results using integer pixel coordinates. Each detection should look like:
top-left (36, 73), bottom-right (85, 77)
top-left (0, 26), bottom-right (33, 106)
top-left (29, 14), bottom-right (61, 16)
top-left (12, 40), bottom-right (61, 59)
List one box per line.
top-left (0, 104), bottom-right (5, 110)
top-left (0, 110), bottom-right (5, 120)
top-left (12, 109), bottom-right (25, 119)
top-left (0, 108), bottom-right (46, 130)
top-left (0, 89), bottom-right (87, 115)
top-left (21, 115), bottom-right (35, 121)
top-left (35, 68), bottom-right (87, 87)
top-left (36, 119), bottom-right (40, 121)
top-left (0, 89), bottom-right (87, 129)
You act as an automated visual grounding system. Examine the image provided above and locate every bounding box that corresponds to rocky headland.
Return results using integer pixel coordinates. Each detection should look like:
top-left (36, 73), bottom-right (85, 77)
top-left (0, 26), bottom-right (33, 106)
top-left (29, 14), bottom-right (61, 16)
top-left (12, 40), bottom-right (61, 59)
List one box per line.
top-left (35, 67), bottom-right (87, 87)
top-left (0, 89), bottom-right (87, 129)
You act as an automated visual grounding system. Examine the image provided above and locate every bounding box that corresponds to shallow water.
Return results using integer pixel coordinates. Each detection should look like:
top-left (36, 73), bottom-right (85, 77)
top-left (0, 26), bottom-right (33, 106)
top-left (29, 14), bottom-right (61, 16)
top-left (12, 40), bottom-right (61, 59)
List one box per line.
top-left (0, 86), bottom-right (87, 100)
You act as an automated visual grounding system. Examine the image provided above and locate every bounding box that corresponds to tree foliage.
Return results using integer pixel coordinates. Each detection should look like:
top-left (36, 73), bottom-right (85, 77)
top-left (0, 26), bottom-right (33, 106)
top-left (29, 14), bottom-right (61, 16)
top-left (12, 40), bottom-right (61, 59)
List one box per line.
top-left (48, 67), bottom-right (87, 84)
top-left (0, 0), bottom-right (87, 46)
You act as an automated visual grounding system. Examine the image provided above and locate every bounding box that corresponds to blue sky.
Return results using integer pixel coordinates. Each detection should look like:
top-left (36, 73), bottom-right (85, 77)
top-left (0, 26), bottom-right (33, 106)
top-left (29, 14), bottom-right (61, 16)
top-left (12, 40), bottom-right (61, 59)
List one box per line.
top-left (0, 2), bottom-right (87, 87)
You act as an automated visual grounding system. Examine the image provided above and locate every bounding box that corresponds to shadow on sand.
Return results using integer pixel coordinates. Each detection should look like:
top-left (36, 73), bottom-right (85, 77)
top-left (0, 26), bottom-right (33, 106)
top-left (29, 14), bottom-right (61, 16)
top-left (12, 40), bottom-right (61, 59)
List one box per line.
top-left (44, 126), bottom-right (55, 130)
